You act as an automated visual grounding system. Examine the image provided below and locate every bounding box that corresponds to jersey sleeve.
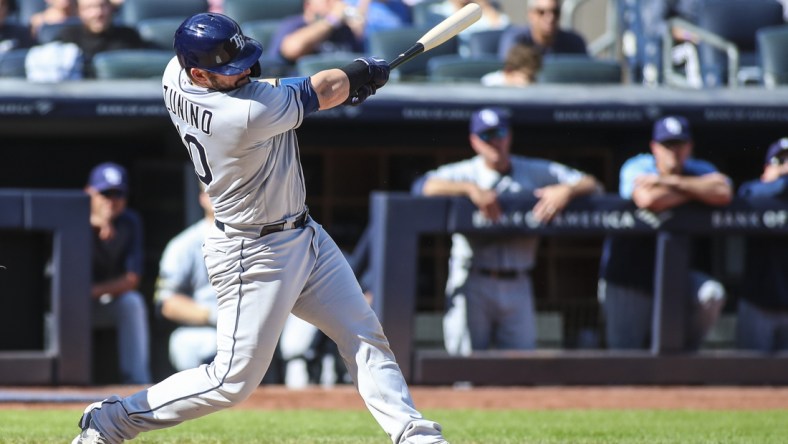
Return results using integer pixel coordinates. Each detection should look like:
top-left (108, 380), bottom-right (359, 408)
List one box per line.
top-left (619, 155), bottom-right (653, 199)
top-left (243, 81), bottom-right (306, 140)
top-left (546, 161), bottom-right (584, 185)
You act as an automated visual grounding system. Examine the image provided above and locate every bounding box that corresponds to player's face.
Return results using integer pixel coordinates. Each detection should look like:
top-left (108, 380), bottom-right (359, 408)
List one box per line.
top-left (470, 127), bottom-right (512, 172)
top-left (651, 139), bottom-right (691, 175)
top-left (200, 69), bottom-right (252, 91)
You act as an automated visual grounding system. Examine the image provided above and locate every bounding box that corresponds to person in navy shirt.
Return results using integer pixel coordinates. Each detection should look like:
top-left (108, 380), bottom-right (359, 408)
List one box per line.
top-left (737, 138), bottom-right (788, 352)
top-left (497, 0), bottom-right (587, 60)
top-left (598, 115), bottom-right (731, 350)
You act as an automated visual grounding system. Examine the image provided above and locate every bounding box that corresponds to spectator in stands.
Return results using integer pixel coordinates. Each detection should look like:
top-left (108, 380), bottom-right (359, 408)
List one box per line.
top-left (207, 0), bottom-right (223, 13)
top-left (154, 183), bottom-right (218, 372)
top-left (414, 107), bottom-right (601, 355)
top-left (29, 0), bottom-right (77, 39)
top-left (266, 0), bottom-right (367, 67)
top-left (497, 0), bottom-right (587, 60)
top-left (427, 0), bottom-right (509, 57)
top-left (0, 0), bottom-right (34, 52)
top-left (598, 115), bottom-right (730, 350)
top-left (736, 137), bottom-right (788, 352)
top-left (85, 162), bottom-right (151, 384)
top-left (481, 42), bottom-right (542, 87)
top-left (54, 0), bottom-right (148, 78)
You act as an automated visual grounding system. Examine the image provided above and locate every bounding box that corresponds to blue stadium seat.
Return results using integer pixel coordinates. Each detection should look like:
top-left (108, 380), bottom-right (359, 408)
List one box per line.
top-left (36, 18), bottom-right (83, 44)
top-left (537, 55), bottom-right (622, 84)
top-left (411, 0), bottom-right (444, 29)
top-left (426, 55), bottom-right (503, 83)
top-left (241, 20), bottom-right (282, 50)
top-left (367, 26), bottom-right (458, 81)
top-left (223, 0), bottom-right (302, 23)
top-left (136, 17), bottom-right (183, 50)
top-left (16, 0), bottom-right (46, 26)
top-left (695, 0), bottom-right (784, 86)
top-left (0, 49), bottom-right (29, 78)
top-left (467, 29), bottom-right (505, 59)
top-left (295, 52), bottom-right (366, 77)
top-left (92, 49), bottom-right (174, 79)
top-left (757, 25), bottom-right (788, 88)
top-left (119, 0), bottom-right (208, 26)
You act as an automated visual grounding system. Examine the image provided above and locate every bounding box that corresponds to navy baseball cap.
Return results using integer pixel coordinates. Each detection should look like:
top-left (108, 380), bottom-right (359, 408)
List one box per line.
top-left (470, 107), bottom-right (510, 135)
top-left (765, 137), bottom-right (788, 164)
top-left (652, 116), bottom-right (692, 143)
top-left (88, 162), bottom-right (128, 195)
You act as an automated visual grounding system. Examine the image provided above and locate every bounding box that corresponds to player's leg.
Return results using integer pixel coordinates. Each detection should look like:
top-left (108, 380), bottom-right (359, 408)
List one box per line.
top-left (686, 271), bottom-right (726, 350)
top-left (442, 293), bottom-right (471, 356)
top-left (75, 228), bottom-right (316, 443)
top-left (92, 290), bottom-right (151, 384)
top-left (293, 222), bottom-right (447, 444)
top-left (464, 275), bottom-right (495, 350)
top-left (494, 276), bottom-right (537, 350)
top-left (168, 326), bottom-right (217, 371)
top-left (735, 297), bottom-right (776, 352)
top-left (598, 279), bottom-right (652, 349)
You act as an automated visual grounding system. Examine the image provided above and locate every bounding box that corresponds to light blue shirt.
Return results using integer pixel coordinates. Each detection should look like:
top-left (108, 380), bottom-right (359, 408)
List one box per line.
top-left (619, 153), bottom-right (720, 198)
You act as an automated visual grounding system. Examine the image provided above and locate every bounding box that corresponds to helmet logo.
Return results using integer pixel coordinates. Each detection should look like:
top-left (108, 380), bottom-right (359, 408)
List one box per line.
top-left (230, 33), bottom-right (245, 50)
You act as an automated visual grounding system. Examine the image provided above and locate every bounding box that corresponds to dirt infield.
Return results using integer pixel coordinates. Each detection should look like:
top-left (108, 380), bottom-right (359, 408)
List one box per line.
top-left (2, 385), bottom-right (788, 410)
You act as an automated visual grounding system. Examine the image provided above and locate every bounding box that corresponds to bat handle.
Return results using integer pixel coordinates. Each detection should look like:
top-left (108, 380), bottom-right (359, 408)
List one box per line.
top-left (389, 43), bottom-right (425, 70)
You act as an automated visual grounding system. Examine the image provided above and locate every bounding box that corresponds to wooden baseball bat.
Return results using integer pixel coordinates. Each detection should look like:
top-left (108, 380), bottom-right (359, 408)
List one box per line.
top-left (389, 3), bottom-right (483, 70)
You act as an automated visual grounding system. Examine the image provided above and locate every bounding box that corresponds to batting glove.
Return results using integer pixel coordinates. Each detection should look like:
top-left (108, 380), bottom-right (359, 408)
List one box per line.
top-left (345, 83), bottom-right (377, 106)
top-left (354, 57), bottom-right (390, 89)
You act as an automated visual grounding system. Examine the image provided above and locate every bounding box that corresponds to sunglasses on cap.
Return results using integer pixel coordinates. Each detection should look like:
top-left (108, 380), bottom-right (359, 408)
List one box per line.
top-left (770, 154), bottom-right (788, 166)
top-left (477, 127), bottom-right (509, 142)
top-left (100, 189), bottom-right (126, 199)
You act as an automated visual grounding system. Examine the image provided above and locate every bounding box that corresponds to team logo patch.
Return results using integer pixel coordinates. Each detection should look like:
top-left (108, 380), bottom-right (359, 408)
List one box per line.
top-left (230, 33), bottom-right (245, 50)
top-left (663, 117), bottom-right (683, 135)
top-left (479, 109), bottom-right (500, 127)
top-left (103, 168), bottom-right (123, 186)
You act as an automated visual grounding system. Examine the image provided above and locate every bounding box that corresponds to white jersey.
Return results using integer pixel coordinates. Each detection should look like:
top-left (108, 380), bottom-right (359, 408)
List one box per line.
top-left (162, 57), bottom-right (307, 231)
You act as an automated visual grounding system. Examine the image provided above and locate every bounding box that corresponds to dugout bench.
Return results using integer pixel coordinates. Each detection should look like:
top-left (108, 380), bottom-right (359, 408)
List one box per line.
top-left (368, 192), bottom-right (788, 385)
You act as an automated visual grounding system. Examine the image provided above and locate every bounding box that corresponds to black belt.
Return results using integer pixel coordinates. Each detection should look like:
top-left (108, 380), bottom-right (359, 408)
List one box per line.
top-left (215, 209), bottom-right (309, 237)
top-left (473, 268), bottom-right (529, 279)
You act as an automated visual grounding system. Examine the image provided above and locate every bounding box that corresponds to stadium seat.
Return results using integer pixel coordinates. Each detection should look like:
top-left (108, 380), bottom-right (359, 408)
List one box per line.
top-left (92, 49), bottom-right (174, 79)
top-left (537, 55), bottom-right (622, 84)
top-left (757, 25), bottom-right (788, 88)
top-left (223, 0), bottom-right (302, 23)
top-left (119, 0), bottom-right (208, 26)
top-left (0, 49), bottom-right (29, 78)
top-left (665, 0), bottom-right (784, 88)
top-left (136, 17), bottom-right (183, 50)
top-left (426, 55), bottom-right (503, 83)
top-left (241, 19), bottom-right (282, 50)
top-left (16, 0), bottom-right (46, 26)
top-left (36, 18), bottom-right (83, 44)
top-left (410, 0), bottom-right (443, 28)
top-left (467, 29), bottom-right (505, 59)
top-left (295, 52), bottom-right (365, 77)
top-left (367, 26), bottom-right (458, 81)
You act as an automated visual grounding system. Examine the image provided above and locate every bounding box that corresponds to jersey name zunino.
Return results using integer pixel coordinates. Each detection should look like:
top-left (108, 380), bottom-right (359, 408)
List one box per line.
top-left (163, 85), bottom-right (213, 135)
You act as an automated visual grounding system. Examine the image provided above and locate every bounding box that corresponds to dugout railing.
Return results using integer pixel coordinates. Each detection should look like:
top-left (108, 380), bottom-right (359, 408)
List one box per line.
top-left (368, 192), bottom-right (788, 385)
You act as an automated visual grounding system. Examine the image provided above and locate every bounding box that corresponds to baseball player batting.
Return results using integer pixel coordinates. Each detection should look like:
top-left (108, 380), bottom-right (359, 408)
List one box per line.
top-left (71, 12), bottom-right (450, 444)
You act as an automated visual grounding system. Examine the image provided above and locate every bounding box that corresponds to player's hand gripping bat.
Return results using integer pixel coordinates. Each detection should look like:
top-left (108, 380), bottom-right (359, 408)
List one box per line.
top-left (389, 3), bottom-right (483, 70)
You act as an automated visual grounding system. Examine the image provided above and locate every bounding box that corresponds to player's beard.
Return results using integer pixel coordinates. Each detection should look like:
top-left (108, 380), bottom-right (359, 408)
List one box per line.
top-left (205, 73), bottom-right (251, 91)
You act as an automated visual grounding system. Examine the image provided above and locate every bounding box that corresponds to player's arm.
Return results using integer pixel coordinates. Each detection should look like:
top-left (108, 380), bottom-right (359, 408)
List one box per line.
top-left (634, 172), bottom-right (732, 211)
top-left (91, 271), bottom-right (140, 299)
top-left (423, 177), bottom-right (502, 221)
top-left (532, 175), bottom-right (601, 222)
top-left (160, 294), bottom-right (216, 326)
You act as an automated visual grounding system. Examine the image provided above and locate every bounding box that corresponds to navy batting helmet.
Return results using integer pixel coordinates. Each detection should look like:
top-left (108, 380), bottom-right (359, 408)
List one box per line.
top-left (174, 13), bottom-right (262, 76)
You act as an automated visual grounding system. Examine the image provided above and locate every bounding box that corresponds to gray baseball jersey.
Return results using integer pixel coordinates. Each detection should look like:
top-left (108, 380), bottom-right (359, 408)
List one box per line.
top-left (424, 154), bottom-right (584, 354)
top-left (78, 57), bottom-right (447, 444)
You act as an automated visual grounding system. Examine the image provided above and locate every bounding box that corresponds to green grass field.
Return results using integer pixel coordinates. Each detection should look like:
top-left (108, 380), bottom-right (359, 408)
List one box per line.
top-left (2, 408), bottom-right (787, 443)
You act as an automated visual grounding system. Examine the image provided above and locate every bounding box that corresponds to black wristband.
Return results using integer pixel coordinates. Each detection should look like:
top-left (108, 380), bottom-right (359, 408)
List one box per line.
top-left (339, 60), bottom-right (369, 94)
